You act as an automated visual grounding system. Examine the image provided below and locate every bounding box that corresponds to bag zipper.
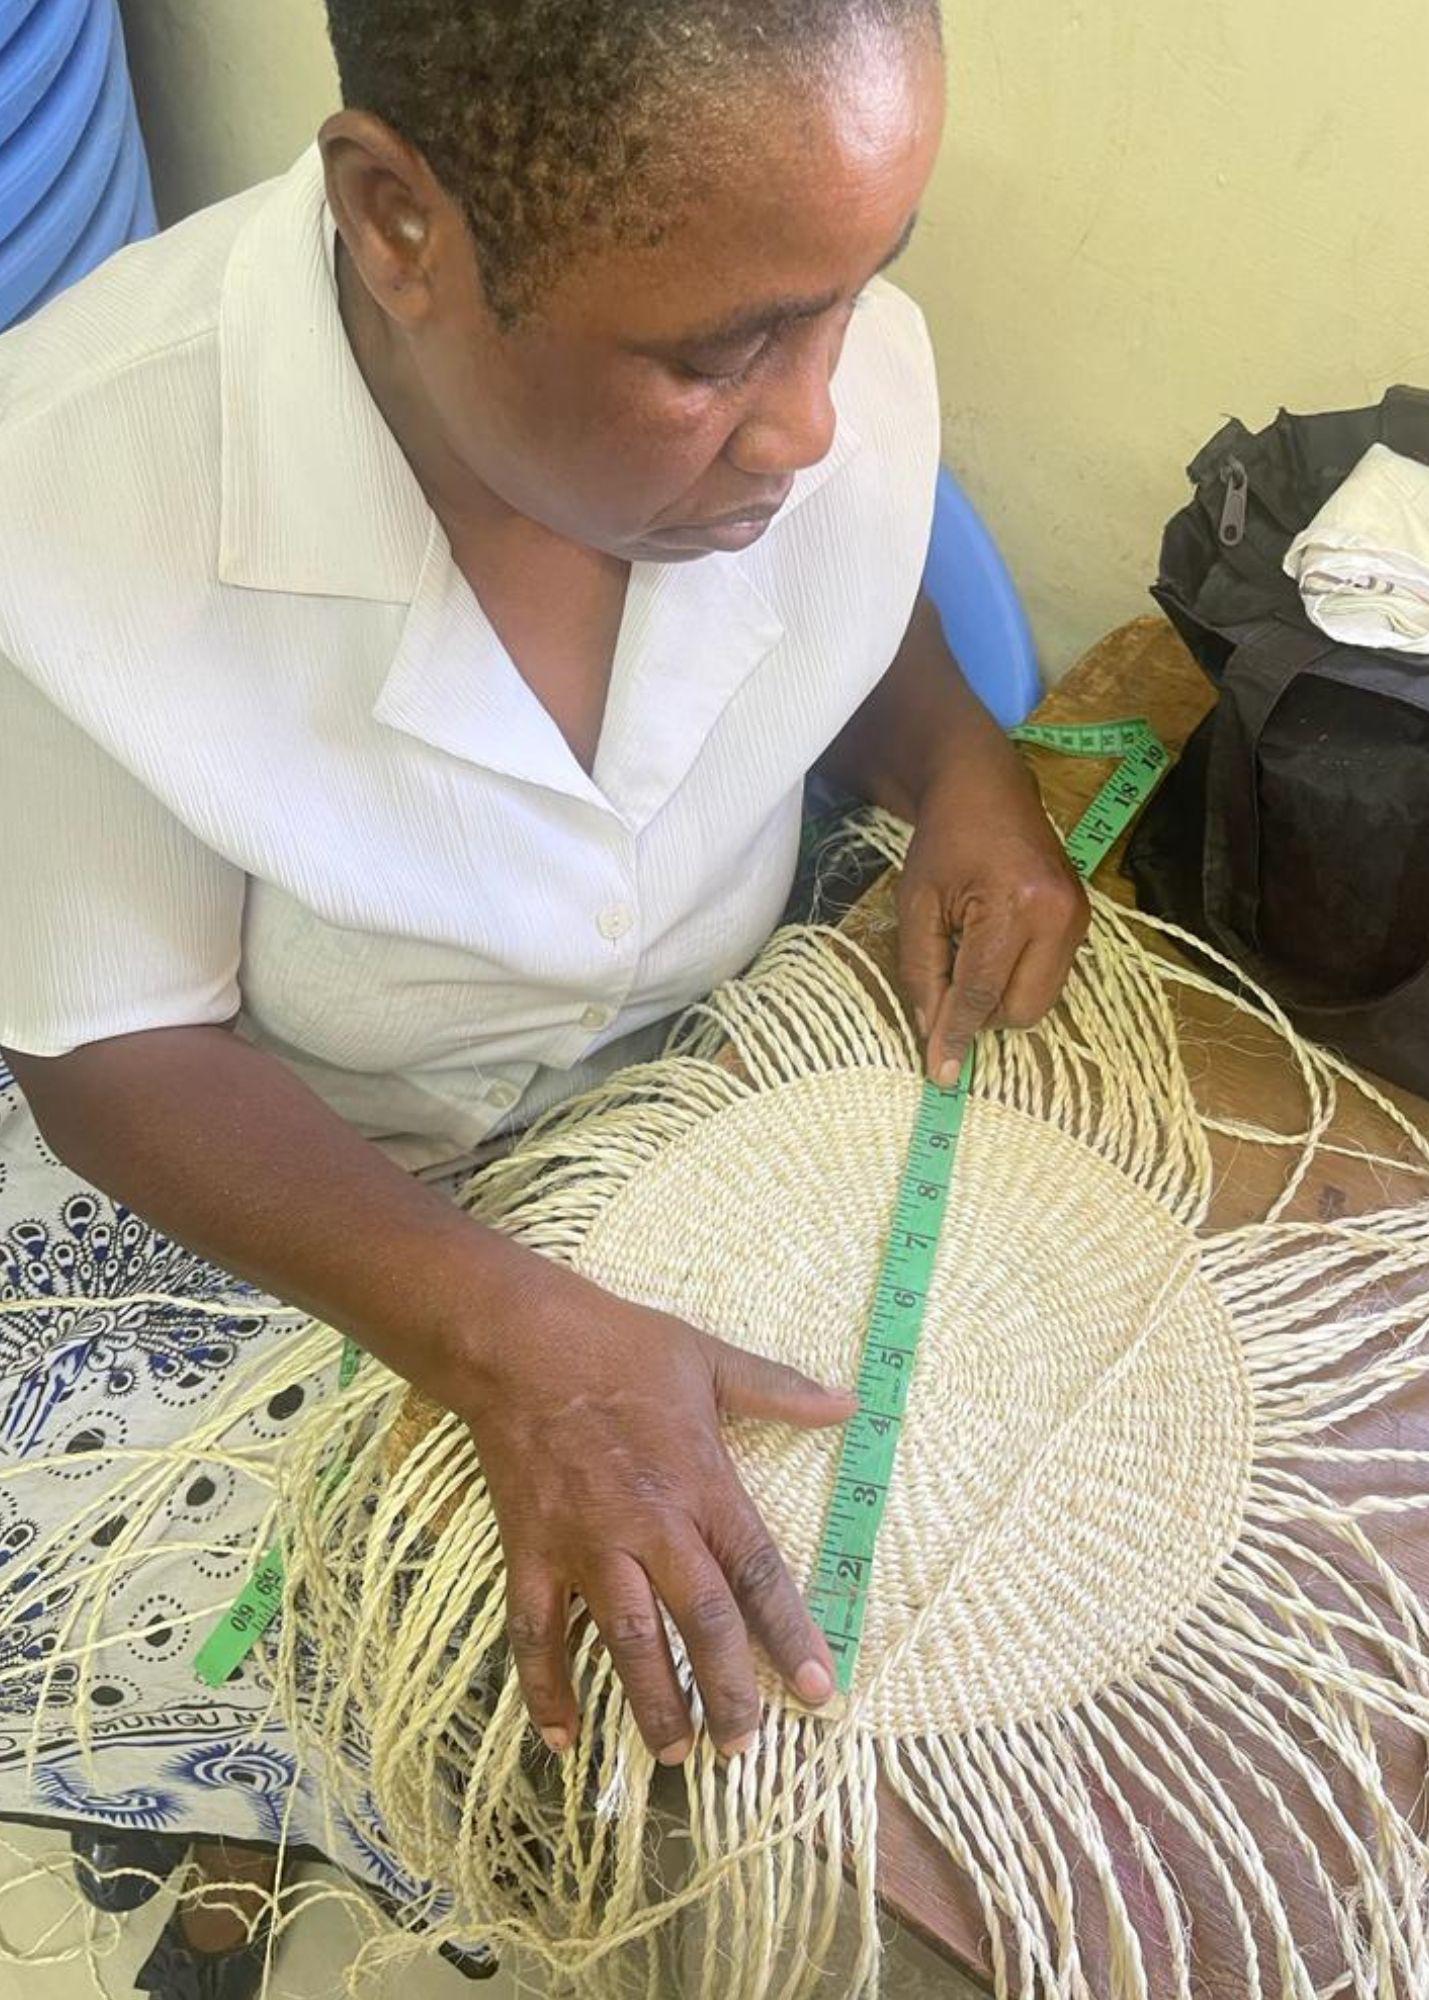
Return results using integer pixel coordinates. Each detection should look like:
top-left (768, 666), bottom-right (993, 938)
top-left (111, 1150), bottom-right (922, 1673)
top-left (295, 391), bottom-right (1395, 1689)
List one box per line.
top-left (1218, 456), bottom-right (1249, 546)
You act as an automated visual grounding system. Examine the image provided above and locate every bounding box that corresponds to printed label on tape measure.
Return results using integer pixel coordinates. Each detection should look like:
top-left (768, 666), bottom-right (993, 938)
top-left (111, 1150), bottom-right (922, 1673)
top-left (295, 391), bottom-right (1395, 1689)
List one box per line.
top-left (194, 1336), bottom-right (363, 1687)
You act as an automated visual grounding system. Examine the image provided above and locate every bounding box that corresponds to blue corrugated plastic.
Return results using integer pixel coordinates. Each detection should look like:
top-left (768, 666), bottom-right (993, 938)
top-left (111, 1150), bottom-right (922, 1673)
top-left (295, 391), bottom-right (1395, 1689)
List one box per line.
top-left (0, 0), bottom-right (109, 241)
top-left (0, 0), bottom-right (153, 331)
top-left (0, 0), bottom-right (86, 146)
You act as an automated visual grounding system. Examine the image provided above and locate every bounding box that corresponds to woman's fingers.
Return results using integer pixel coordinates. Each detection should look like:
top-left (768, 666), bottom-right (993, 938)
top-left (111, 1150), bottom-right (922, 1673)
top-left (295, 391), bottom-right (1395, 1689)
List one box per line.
top-left (653, 1540), bottom-right (761, 1757)
top-left (487, 1274), bottom-right (854, 1765)
top-left (929, 909), bottom-right (1086, 1077)
top-left (654, 1473), bottom-right (838, 1757)
top-left (998, 929), bottom-right (1081, 1031)
top-left (707, 1483), bottom-right (836, 1711)
top-left (583, 1555), bottom-right (693, 1764)
top-left (928, 907), bottom-right (1018, 1085)
top-left (505, 1557), bottom-right (578, 1753)
top-left (704, 1335), bottom-right (857, 1428)
top-left (896, 874), bottom-right (954, 1049)
top-left (516, 1504), bottom-right (836, 1762)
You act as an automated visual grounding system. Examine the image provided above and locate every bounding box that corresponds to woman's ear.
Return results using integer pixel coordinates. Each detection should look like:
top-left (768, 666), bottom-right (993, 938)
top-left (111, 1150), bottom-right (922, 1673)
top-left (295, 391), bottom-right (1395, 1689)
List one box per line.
top-left (318, 110), bottom-right (447, 325)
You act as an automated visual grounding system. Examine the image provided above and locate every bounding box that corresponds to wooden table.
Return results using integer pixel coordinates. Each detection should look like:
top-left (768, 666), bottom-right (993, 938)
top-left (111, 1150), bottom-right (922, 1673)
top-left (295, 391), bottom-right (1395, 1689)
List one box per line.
top-left (863, 616), bottom-right (1429, 1990)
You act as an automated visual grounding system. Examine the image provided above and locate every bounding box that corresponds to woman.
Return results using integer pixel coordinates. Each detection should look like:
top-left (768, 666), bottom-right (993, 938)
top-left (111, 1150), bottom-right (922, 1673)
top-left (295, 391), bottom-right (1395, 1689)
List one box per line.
top-left (0, 0), bottom-right (1086, 1989)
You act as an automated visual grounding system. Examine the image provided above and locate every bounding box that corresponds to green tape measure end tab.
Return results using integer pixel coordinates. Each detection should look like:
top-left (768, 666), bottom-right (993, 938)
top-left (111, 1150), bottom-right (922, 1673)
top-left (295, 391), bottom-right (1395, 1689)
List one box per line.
top-left (193, 1545), bottom-right (286, 1689)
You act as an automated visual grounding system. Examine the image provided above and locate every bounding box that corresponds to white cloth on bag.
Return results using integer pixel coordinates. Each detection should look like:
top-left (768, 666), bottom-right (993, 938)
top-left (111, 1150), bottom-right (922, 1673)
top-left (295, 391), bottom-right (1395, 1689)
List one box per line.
top-left (1284, 442), bottom-right (1429, 654)
top-left (0, 147), bottom-right (940, 1176)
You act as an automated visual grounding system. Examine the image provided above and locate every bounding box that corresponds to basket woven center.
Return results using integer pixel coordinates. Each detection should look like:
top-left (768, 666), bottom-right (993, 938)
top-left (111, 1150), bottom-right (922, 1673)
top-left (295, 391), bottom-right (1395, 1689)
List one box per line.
top-left (571, 1068), bottom-right (1253, 1735)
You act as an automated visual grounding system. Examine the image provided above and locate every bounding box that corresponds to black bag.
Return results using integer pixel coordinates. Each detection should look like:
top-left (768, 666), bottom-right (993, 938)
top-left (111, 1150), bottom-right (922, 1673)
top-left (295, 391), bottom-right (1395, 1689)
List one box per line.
top-left (1126, 385), bottom-right (1429, 1096)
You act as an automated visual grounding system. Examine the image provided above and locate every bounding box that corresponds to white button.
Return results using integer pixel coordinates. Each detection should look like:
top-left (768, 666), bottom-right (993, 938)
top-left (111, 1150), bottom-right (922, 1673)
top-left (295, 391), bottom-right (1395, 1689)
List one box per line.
top-left (486, 1081), bottom-right (519, 1110)
top-left (597, 903), bottom-right (633, 941)
top-left (581, 1004), bottom-right (613, 1031)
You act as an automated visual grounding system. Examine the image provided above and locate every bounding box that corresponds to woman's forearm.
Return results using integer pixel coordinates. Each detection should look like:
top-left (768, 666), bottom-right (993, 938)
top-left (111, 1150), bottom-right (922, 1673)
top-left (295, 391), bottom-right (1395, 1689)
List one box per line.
top-left (3, 1026), bottom-right (527, 1403)
top-left (5, 1024), bottom-right (861, 1755)
top-left (819, 590), bottom-right (1032, 822)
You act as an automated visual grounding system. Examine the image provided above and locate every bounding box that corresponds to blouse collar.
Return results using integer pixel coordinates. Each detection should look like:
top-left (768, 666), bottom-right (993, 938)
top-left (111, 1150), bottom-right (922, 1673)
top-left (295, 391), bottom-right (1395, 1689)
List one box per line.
top-left (216, 148), bottom-right (864, 825)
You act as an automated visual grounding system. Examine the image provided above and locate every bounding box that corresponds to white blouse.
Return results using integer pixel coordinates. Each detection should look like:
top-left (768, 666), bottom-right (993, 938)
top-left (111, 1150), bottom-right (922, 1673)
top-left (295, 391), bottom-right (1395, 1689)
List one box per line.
top-left (0, 149), bottom-right (940, 1171)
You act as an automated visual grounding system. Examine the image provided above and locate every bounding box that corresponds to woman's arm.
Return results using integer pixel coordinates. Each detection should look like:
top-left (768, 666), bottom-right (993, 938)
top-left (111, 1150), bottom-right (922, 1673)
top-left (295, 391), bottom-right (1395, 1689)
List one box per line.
top-left (819, 592), bottom-right (1021, 824)
top-left (819, 591), bottom-right (1088, 1084)
top-left (10, 1024), bottom-right (518, 1400)
top-left (6, 1028), bottom-right (853, 1759)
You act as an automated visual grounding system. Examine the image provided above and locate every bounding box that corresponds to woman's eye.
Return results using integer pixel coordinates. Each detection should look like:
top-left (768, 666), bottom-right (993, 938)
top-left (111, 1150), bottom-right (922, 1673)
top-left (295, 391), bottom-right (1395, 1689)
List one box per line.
top-left (678, 338), bottom-right (770, 388)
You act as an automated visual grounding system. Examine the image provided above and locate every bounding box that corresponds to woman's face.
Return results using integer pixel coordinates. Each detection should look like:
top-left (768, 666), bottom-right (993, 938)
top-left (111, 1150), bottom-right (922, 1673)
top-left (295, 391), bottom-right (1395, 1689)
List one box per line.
top-left (325, 28), bottom-right (945, 563)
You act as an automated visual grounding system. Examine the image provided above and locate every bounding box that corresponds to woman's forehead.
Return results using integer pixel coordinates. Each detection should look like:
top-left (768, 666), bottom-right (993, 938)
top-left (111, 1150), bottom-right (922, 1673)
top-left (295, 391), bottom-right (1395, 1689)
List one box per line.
top-left (549, 38), bottom-right (945, 345)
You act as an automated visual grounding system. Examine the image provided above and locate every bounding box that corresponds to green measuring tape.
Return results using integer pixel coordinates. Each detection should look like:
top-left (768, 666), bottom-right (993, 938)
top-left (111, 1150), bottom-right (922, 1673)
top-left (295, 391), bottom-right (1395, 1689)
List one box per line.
top-left (194, 1335), bottom-right (362, 1688)
top-left (1013, 717), bottom-right (1173, 881)
top-left (196, 717), bottom-right (1170, 1699)
top-left (805, 715), bottom-right (1170, 1694)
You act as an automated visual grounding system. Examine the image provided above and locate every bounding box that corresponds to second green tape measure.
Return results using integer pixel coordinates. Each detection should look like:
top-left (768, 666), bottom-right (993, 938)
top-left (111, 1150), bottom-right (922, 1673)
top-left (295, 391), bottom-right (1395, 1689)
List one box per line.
top-left (805, 715), bottom-right (1170, 1693)
top-left (197, 716), bottom-right (1171, 1700)
top-left (194, 1335), bottom-right (361, 1687)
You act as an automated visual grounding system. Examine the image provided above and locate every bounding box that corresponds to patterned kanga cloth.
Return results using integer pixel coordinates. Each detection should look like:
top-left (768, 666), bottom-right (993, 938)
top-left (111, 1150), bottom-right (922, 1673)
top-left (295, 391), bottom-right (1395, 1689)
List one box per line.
top-left (0, 1048), bottom-right (455, 1908)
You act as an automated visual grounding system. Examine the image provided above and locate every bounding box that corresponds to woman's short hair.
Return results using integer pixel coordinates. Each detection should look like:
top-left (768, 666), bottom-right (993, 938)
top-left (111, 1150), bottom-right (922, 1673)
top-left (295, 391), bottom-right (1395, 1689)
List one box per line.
top-left (324, 0), bottom-right (940, 324)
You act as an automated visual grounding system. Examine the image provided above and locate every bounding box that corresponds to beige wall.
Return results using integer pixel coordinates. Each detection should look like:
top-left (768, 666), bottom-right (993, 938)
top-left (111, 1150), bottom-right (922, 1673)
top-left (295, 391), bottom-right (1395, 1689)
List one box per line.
top-left (903, 2), bottom-right (1429, 671)
top-left (118, 0), bottom-right (1429, 676)
top-left (119, 0), bottom-right (337, 223)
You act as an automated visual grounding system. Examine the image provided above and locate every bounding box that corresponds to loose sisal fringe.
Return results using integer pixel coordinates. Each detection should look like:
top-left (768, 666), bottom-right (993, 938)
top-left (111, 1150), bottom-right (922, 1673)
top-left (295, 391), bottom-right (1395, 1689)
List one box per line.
top-left (6, 818), bottom-right (1429, 1996)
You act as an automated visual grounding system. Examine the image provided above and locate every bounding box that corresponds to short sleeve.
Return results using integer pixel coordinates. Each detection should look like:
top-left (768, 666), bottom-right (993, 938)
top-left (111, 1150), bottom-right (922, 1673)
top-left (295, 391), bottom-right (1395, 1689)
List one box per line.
top-left (0, 655), bottom-right (244, 1057)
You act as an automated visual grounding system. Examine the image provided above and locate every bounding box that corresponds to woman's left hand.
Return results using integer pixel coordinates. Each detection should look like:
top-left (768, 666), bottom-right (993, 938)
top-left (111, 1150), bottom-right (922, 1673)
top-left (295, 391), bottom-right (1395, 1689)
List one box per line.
top-left (896, 755), bottom-right (1089, 1087)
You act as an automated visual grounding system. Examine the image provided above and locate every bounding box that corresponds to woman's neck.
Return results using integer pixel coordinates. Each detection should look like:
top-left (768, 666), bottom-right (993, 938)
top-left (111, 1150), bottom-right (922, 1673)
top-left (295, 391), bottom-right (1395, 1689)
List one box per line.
top-left (334, 239), bottom-right (629, 775)
top-left (335, 235), bottom-right (505, 541)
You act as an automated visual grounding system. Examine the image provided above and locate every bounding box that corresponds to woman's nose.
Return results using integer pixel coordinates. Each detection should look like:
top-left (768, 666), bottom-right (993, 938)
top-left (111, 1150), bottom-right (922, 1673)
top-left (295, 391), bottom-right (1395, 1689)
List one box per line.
top-left (725, 323), bottom-right (840, 480)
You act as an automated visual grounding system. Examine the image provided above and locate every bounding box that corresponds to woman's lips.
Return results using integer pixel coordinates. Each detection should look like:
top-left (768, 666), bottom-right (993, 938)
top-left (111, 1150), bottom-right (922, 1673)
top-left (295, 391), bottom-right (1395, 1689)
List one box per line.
top-left (648, 514), bottom-right (776, 551)
top-left (647, 491), bottom-right (792, 552)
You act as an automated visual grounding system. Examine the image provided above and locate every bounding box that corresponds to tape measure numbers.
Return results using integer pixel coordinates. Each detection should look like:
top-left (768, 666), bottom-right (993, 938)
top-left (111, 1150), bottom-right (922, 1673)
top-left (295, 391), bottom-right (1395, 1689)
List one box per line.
top-left (1012, 718), bottom-right (1172, 882)
top-left (806, 716), bottom-right (1171, 1695)
top-left (194, 1335), bottom-right (362, 1688)
top-left (804, 1061), bottom-right (975, 1686)
top-left (195, 718), bottom-right (1170, 1699)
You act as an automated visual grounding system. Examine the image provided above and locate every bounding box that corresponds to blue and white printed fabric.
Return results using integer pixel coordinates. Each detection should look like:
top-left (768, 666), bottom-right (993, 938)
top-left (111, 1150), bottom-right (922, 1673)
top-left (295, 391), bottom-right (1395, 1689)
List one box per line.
top-left (0, 1053), bottom-right (420, 1899)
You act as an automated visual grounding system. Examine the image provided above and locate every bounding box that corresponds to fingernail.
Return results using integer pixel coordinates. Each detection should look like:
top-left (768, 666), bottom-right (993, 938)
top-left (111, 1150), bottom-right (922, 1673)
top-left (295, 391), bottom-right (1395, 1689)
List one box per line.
top-left (794, 1660), bottom-right (833, 1706)
top-left (656, 1736), bottom-right (693, 1767)
top-left (935, 1056), bottom-right (961, 1089)
top-left (720, 1731), bottom-right (758, 1760)
top-left (914, 1007), bottom-right (928, 1041)
top-left (539, 1725), bottom-right (572, 1755)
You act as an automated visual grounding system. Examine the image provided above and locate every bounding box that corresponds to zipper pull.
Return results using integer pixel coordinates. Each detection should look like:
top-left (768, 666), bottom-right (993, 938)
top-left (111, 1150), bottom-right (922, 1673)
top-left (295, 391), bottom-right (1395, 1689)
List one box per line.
top-left (1218, 456), bottom-right (1249, 546)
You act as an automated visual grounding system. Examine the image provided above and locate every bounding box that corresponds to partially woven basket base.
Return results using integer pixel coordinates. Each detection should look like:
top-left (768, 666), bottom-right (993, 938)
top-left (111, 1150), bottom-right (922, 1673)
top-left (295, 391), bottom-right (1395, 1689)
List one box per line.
top-left (23, 843), bottom-right (1429, 1998)
top-left (568, 1071), bottom-right (1250, 1736)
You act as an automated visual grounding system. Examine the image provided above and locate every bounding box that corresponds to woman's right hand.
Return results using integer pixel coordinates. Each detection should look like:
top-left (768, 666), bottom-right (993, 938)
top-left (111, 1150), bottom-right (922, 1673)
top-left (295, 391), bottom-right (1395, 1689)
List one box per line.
top-left (12, 1027), bottom-right (853, 1761)
top-left (451, 1256), bottom-right (857, 1763)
